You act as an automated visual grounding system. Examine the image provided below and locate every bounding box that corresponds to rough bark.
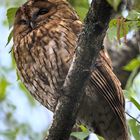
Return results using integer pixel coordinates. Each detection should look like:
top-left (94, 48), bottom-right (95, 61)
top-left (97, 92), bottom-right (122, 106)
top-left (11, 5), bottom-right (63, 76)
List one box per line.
top-left (46, 0), bottom-right (115, 140)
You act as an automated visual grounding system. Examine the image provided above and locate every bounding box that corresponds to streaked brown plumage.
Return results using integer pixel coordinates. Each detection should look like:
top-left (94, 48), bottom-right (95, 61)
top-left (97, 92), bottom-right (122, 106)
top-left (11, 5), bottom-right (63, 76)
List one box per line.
top-left (13, 0), bottom-right (129, 139)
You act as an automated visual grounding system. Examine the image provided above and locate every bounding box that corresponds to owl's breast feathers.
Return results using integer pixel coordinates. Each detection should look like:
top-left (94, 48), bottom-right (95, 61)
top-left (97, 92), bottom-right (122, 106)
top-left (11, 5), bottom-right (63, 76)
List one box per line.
top-left (13, 18), bottom-right (82, 110)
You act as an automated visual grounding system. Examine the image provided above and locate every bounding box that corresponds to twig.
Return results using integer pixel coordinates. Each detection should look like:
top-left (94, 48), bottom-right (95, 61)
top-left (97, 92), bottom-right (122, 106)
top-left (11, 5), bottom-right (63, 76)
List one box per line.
top-left (125, 112), bottom-right (140, 124)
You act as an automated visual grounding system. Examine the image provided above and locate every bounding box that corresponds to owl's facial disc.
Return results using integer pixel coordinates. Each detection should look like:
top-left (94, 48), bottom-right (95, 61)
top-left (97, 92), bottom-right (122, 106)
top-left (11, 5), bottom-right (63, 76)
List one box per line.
top-left (13, 0), bottom-right (58, 39)
top-left (13, 0), bottom-right (77, 40)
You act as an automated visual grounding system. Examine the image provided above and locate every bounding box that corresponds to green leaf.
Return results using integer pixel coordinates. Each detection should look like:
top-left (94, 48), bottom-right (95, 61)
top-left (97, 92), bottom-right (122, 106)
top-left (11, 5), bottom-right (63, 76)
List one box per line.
top-left (11, 48), bottom-right (16, 69)
top-left (123, 58), bottom-right (140, 71)
top-left (124, 10), bottom-right (140, 32)
top-left (71, 131), bottom-right (90, 140)
top-left (69, 0), bottom-right (89, 8)
top-left (108, 19), bottom-right (129, 41)
top-left (107, 0), bottom-right (121, 11)
top-left (78, 125), bottom-right (88, 132)
top-left (129, 119), bottom-right (140, 140)
top-left (71, 125), bottom-right (90, 140)
top-left (108, 19), bottom-right (118, 40)
top-left (7, 7), bottom-right (18, 28)
top-left (6, 30), bottom-right (13, 46)
top-left (125, 68), bottom-right (139, 90)
top-left (123, 88), bottom-right (136, 99)
top-left (130, 97), bottom-right (140, 111)
top-left (97, 136), bottom-right (105, 140)
top-left (0, 78), bottom-right (10, 101)
top-left (75, 6), bottom-right (88, 20)
top-left (0, 131), bottom-right (17, 139)
top-left (127, 10), bottom-right (140, 20)
top-left (69, 0), bottom-right (89, 20)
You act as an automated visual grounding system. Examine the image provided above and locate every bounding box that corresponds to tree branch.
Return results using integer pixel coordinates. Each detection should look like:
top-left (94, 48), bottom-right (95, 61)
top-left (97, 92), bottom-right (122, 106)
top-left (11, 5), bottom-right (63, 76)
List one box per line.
top-left (46, 0), bottom-right (115, 140)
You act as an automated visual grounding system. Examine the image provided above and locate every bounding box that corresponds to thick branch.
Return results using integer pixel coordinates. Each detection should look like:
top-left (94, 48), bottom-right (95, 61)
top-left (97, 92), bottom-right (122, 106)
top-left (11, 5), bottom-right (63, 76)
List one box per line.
top-left (47, 1), bottom-right (114, 140)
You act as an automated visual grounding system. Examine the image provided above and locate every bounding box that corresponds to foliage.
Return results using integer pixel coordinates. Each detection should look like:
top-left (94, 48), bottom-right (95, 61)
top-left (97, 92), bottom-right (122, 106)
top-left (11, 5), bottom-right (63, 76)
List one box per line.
top-left (106, 0), bottom-right (121, 11)
top-left (0, 77), bottom-right (9, 101)
top-left (0, 0), bottom-right (140, 140)
top-left (108, 11), bottom-right (140, 42)
top-left (69, 0), bottom-right (89, 20)
top-left (123, 57), bottom-right (140, 71)
top-left (129, 119), bottom-right (140, 140)
top-left (7, 7), bottom-right (18, 28)
top-left (0, 99), bottom-right (46, 140)
top-left (71, 125), bottom-right (90, 140)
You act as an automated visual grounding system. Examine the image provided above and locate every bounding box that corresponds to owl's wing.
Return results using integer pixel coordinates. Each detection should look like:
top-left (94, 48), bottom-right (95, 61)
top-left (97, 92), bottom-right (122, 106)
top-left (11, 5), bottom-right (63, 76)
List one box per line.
top-left (89, 49), bottom-right (127, 133)
top-left (92, 49), bottom-right (125, 107)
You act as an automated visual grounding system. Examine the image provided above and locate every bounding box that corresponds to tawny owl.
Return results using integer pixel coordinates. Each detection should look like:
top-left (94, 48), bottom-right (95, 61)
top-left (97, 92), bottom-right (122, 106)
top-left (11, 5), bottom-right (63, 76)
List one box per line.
top-left (13, 0), bottom-right (129, 140)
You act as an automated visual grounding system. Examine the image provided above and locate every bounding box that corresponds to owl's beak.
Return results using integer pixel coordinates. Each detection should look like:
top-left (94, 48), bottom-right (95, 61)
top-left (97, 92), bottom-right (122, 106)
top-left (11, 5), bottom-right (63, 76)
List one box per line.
top-left (29, 21), bottom-right (35, 29)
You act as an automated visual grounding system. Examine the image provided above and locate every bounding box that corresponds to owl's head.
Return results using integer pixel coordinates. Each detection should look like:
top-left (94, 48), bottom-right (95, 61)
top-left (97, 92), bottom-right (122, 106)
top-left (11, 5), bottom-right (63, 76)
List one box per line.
top-left (13, 0), bottom-right (78, 39)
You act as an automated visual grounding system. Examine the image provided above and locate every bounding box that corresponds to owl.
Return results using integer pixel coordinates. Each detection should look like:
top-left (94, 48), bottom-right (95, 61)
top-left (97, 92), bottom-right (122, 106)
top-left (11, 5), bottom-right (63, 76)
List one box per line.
top-left (13, 0), bottom-right (128, 140)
